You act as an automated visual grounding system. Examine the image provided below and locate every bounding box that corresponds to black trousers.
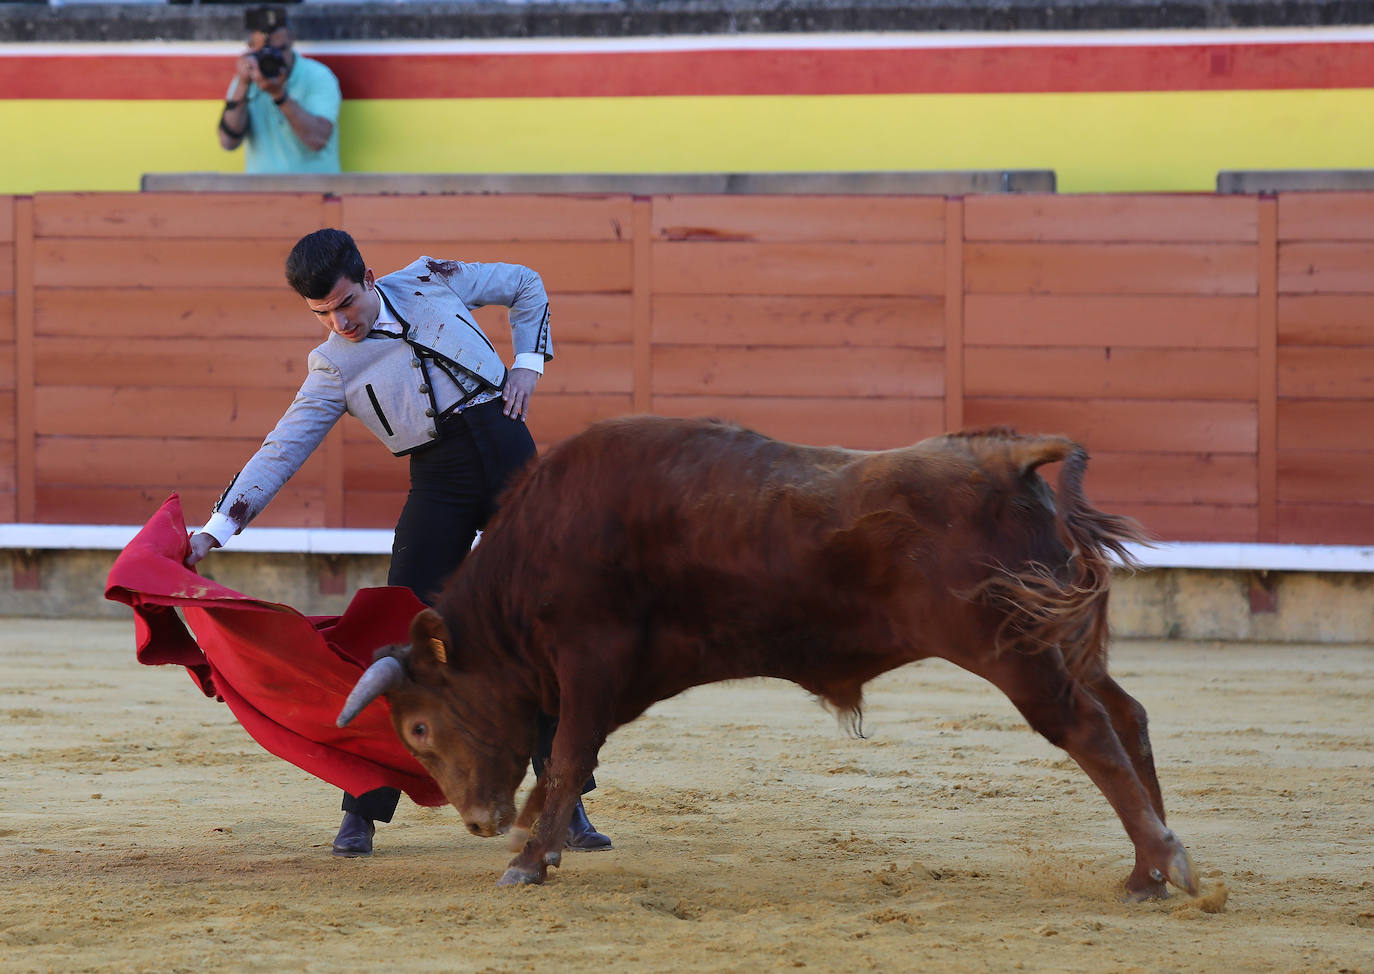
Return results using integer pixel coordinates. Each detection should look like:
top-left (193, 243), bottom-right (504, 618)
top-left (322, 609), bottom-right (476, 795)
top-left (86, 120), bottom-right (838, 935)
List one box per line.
top-left (342, 399), bottom-right (593, 823)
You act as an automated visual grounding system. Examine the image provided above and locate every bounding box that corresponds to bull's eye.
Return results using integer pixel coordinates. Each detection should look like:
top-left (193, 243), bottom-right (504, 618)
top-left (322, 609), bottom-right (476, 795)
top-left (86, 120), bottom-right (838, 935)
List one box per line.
top-left (411, 722), bottom-right (428, 740)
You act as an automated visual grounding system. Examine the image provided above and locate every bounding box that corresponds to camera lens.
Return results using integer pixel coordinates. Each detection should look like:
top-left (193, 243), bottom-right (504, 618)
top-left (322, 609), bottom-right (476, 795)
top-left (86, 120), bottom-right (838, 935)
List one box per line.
top-left (255, 47), bottom-right (285, 79)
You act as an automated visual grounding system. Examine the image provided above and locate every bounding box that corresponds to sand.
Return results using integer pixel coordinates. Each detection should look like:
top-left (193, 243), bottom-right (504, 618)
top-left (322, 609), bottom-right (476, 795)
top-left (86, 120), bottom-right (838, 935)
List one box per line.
top-left (2, 618), bottom-right (1371, 974)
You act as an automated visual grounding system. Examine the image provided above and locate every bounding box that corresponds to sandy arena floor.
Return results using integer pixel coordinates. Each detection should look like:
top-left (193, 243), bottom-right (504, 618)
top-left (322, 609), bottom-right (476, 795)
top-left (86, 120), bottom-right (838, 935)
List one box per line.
top-left (2, 618), bottom-right (1371, 974)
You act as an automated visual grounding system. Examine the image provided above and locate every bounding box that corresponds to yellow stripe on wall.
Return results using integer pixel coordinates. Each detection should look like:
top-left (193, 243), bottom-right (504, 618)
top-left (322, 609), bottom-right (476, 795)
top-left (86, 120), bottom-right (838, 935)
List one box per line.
top-left (3, 89), bottom-right (1372, 194)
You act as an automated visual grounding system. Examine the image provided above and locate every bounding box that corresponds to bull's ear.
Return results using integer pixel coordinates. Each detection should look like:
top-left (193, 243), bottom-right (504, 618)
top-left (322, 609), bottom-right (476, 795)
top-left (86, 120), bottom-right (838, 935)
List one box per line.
top-left (409, 608), bottom-right (452, 667)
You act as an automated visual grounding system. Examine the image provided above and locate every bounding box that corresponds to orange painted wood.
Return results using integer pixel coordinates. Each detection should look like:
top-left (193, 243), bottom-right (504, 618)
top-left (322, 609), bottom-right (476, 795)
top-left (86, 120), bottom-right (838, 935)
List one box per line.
top-left (1109, 502), bottom-right (1258, 543)
top-left (632, 198), bottom-right (652, 414)
top-left (652, 195), bottom-right (945, 242)
top-left (350, 241), bottom-right (634, 294)
top-left (1278, 347), bottom-right (1374, 398)
top-left (1047, 451), bottom-right (1257, 505)
top-left (473, 294), bottom-right (633, 344)
top-left (963, 398), bottom-right (1256, 453)
top-left (34, 435), bottom-right (327, 488)
top-left (652, 295), bottom-right (944, 348)
top-left (536, 342), bottom-right (634, 394)
top-left (343, 489), bottom-right (408, 529)
top-left (15, 197), bottom-right (33, 521)
top-left (0, 242), bottom-right (12, 292)
top-left (652, 345), bottom-right (944, 398)
top-left (0, 440), bottom-right (13, 491)
top-left (528, 393), bottom-right (635, 444)
top-left (965, 347), bottom-right (1258, 400)
top-left (36, 486), bottom-right (326, 527)
top-left (1278, 242), bottom-right (1374, 293)
top-left (1257, 197), bottom-right (1278, 542)
top-left (319, 196), bottom-right (346, 529)
top-left (0, 195), bottom-right (12, 243)
top-left (341, 194), bottom-right (637, 242)
top-left (343, 450), bottom-right (410, 493)
top-left (0, 390), bottom-right (11, 437)
top-left (1278, 451), bottom-right (1374, 504)
top-left (35, 337), bottom-right (319, 389)
top-left (34, 193), bottom-right (324, 239)
top-left (1278, 192), bottom-right (1374, 242)
top-left (33, 238), bottom-right (292, 289)
top-left (964, 294), bottom-right (1257, 348)
top-left (1278, 295), bottom-right (1374, 345)
top-left (1278, 503), bottom-right (1374, 544)
top-left (650, 395), bottom-right (946, 450)
top-left (652, 242), bottom-right (946, 297)
top-left (965, 243), bottom-right (1258, 295)
top-left (965, 194), bottom-right (1259, 243)
top-left (943, 197), bottom-right (964, 432)
top-left (0, 293), bottom-right (16, 341)
top-left (1278, 400), bottom-right (1374, 451)
top-left (0, 342), bottom-right (12, 389)
top-left (35, 386), bottom-right (294, 438)
top-left (34, 287), bottom-right (321, 339)
top-left (0, 490), bottom-right (13, 521)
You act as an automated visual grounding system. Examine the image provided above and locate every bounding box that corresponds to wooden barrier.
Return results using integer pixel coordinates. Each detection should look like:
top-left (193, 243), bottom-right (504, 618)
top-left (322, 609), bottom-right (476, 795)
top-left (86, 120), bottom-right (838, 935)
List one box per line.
top-left (3, 191), bottom-right (1372, 544)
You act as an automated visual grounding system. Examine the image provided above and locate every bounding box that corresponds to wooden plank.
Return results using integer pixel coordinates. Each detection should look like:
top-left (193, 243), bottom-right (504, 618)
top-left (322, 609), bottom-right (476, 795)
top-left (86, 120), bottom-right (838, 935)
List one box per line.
top-left (963, 398), bottom-right (1256, 453)
top-left (964, 294), bottom-right (1257, 348)
top-left (473, 294), bottom-right (633, 345)
top-left (34, 435), bottom-right (327, 488)
top-left (652, 345), bottom-right (944, 398)
top-left (1040, 450), bottom-right (1257, 506)
top-left (652, 295), bottom-right (944, 348)
top-left (652, 195), bottom-right (945, 242)
top-left (15, 198), bottom-right (32, 521)
top-left (0, 293), bottom-right (14, 341)
top-left (536, 342), bottom-right (634, 394)
top-left (33, 193), bottom-right (324, 239)
top-left (1278, 400), bottom-right (1374, 451)
top-left (650, 395), bottom-right (946, 450)
top-left (1278, 192), bottom-right (1374, 242)
top-left (1278, 503), bottom-right (1374, 545)
top-left (35, 337), bottom-right (319, 390)
top-left (965, 347), bottom-right (1257, 401)
top-left (1278, 242), bottom-right (1374, 294)
top-left (530, 393), bottom-right (635, 445)
top-left (0, 342), bottom-right (12, 390)
top-left (632, 198), bottom-right (652, 414)
top-left (1278, 451), bottom-right (1374, 505)
top-left (965, 195), bottom-right (1259, 243)
top-left (344, 450), bottom-right (410, 493)
top-left (0, 242), bottom-right (11, 292)
top-left (1257, 197), bottom-right (1278, 543)
top-left (0, 390), bottom-right (12, 436)
top-left (1278, 295), bottom-right (1374, 346)
top-left (35, 486), bottom-right (326, 527)
top-left (943, 197), bottom-right (964, 432)
top-left (35, 386), bottom-right (298, 438)
top-left (343, 489), bottom-right (408, 530)
top-left (652, 242), bottom-right (945, 297)
top-left (0, 195), bottom-right (12, 243)
top-left (341, 194), bottom-right (636, 242)
top-left (1278, 347), bottom-right (1374, 399)
top-left (965, 243), bottom-right (1258, 295)
top-left (34, 287), bottom-right (320, 339)
top-left (1108, 502), bottom-right (1257, 543)
top-left (0, 439), bottom-right (12, 491)
top-left (351, 241), bottom-right (633, 294)
top-left (0, 489), bottom-right (13, 522)
top-left (34, 239), bottom-right (294, 289)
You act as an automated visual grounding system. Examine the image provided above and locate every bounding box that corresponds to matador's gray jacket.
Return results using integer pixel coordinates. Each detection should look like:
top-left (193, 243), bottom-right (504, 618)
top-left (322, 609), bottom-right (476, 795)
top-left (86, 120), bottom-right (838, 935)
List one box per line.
top-left (210, 257), bottom-right (552, 533)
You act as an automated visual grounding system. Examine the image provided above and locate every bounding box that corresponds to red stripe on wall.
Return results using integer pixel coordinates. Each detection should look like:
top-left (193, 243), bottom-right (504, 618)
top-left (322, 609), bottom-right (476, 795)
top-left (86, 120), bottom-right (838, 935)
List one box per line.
top-left (4, 42), bottom-right (1374, 100)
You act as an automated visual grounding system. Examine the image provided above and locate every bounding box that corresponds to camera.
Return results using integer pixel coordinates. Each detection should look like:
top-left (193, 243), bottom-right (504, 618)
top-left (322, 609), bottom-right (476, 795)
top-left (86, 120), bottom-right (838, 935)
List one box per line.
top-left (254, 46), bottom-right (287, 79)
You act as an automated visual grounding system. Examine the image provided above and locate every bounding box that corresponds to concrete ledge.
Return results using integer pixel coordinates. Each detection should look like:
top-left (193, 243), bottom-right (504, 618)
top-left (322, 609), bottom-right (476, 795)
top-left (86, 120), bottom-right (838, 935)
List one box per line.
top-left (140, 170), bottom-right (1058, 195)
top-left (1217, 169), bottom-right (1374, 193)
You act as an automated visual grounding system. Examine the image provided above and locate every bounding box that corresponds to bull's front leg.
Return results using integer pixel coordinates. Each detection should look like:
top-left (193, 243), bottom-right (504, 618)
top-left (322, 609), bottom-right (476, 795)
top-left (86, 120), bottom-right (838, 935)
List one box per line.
top-left (506, 774), bottom-right (548, 854)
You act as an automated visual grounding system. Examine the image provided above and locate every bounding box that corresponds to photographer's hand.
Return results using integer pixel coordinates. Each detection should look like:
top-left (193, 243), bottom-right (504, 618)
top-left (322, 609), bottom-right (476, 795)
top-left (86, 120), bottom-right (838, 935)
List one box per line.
top-left (218, 54), bottom-right (254, 151)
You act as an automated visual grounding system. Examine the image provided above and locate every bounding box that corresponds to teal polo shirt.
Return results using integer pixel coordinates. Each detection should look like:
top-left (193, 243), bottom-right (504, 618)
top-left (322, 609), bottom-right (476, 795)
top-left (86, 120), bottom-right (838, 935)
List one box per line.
top-left (229, 54), bottom-right (342, 174)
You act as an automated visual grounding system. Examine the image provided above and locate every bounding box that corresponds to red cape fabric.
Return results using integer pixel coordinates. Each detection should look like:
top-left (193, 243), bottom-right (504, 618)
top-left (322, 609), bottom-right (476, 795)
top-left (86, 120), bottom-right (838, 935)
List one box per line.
top-left (104, 494), bottom-right (447, 808)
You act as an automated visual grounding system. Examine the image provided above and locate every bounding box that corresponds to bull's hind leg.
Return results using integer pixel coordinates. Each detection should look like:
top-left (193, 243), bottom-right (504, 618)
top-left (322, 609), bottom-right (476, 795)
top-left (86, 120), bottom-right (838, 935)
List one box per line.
top-left (971, 652), bottom-right (1196, 901)
top-left (1085, 672), bottom-right (1166, 822)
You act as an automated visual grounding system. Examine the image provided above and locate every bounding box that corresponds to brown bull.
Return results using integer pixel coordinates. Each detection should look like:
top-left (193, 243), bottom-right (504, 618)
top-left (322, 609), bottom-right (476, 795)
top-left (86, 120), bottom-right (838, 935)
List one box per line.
top-left (338, 416), bottom-right (1197, 898)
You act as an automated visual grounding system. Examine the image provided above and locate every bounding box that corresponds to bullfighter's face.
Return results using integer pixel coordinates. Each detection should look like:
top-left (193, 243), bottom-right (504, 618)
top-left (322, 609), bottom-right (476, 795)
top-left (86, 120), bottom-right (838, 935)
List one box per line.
top-left (305, 269), bottom-right (380, 343)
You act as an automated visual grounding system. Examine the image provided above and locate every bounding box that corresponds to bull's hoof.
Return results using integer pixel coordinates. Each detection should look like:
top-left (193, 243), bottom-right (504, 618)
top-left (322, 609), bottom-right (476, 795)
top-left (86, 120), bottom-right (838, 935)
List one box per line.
top-left (497, 866), bottom-right (545, 887)
top-left (1124, 845), bottom-right (1197, 902)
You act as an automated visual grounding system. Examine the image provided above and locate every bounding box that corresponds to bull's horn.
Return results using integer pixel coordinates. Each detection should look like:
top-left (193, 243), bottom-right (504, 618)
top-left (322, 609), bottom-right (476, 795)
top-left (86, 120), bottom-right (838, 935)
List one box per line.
top-left (336, 656), bottom-right (406, 728)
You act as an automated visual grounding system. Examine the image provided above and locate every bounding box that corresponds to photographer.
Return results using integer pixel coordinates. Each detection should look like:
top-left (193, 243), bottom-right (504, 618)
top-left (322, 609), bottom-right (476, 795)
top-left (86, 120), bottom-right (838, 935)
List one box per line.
top-left (219, 6), bottom-right (341, 174)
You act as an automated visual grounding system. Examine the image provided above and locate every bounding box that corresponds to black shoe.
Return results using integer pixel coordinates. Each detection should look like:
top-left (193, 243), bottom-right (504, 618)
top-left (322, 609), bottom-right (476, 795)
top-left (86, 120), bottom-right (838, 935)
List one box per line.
top-left (565, 798), bottom-right (612, 852)
top-left (332, 812), bottom-right (375, 857)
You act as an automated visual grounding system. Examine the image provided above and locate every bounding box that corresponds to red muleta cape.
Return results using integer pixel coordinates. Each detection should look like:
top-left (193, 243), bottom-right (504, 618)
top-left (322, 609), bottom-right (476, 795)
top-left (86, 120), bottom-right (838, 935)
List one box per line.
top-left (104, 494), bottom-right (447, 807)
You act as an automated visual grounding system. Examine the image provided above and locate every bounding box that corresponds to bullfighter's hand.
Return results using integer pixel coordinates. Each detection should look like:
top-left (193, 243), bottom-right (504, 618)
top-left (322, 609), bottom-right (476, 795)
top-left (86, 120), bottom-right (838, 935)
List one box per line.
top-left (501, 367), bottom-right (539, 421)
top-left (184, 531), bottom-right (221, 568)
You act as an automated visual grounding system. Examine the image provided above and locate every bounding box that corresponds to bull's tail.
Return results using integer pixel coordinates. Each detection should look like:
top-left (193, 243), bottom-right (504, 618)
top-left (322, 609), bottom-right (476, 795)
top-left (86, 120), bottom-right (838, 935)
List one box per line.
top-left (977, 437), bottom-right (1151, 682)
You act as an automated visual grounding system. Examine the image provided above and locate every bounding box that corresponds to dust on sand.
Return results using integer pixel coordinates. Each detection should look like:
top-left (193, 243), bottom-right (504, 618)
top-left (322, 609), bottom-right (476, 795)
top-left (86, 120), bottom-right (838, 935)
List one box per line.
top-left (2, 619), bottom-right (1371, 974)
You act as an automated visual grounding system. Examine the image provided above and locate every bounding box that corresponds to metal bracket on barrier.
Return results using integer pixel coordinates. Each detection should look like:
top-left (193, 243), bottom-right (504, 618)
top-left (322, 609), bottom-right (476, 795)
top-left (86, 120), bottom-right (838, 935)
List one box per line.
top-left (12, 549), bottom-right (40, 591)
top-left (319, 556), bottom-right (346, 596)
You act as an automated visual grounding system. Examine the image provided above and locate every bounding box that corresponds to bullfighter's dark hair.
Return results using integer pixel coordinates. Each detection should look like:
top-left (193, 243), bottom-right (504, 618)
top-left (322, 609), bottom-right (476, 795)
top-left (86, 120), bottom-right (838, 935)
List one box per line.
top-left (285, 228), bottom-right (366, 300)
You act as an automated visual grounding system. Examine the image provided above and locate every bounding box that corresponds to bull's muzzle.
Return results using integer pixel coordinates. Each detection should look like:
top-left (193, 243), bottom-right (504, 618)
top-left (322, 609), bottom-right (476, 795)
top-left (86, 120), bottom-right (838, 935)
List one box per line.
top-left (336, 656), bottom-right (406, 727)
